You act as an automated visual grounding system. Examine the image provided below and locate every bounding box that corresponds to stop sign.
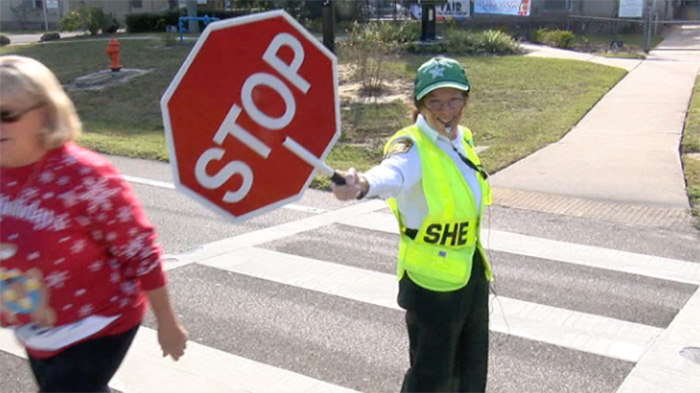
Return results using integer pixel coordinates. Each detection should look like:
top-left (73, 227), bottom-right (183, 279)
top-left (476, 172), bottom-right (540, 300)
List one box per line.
top-left (161, 10), bottom-right (339, 222)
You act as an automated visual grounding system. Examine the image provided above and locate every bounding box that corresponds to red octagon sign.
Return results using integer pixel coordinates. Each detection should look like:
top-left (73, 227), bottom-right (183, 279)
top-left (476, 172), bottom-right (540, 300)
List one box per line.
top-left (161, 10), bottom-right (339, 222)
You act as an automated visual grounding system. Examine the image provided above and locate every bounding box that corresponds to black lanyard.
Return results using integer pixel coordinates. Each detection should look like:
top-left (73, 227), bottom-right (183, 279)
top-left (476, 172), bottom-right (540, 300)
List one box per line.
top-left (452, 146), bottom-right (489, 180)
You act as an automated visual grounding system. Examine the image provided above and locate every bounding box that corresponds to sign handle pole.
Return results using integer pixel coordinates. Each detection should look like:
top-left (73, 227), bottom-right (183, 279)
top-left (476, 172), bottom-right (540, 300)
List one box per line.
top-left (282, 137), bottom-right (346, 185)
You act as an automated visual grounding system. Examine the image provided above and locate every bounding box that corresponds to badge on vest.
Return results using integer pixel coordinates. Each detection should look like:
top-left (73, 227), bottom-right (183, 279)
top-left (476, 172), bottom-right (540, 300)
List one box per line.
top-left (385, 137), bottom-right (414, 159)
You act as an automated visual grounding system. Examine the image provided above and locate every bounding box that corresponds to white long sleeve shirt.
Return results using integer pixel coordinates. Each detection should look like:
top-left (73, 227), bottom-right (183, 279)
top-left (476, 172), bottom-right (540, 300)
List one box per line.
top-left (363, 115), bottom-right (482, 229)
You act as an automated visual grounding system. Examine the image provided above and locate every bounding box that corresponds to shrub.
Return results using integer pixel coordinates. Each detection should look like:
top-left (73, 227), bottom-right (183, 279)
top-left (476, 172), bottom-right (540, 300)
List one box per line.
top-left (338, 21), bottom-right (406, 93)
top-left (444, 29), bottom-right (479, 54)
top-left (407, 28), bottom-right (519, 55)
top-left (60, 4), bottom-right (113, 35)
top-left (477, 29), bottom-right (521, 54)
top-left (532, 28), bottom-right (575, 49)
top-left (40, 32), bottom-right (61, 42)
top-left (0, 34), bottom-right (10, 47)
top-left (126, 12), bottom-right (166, 33)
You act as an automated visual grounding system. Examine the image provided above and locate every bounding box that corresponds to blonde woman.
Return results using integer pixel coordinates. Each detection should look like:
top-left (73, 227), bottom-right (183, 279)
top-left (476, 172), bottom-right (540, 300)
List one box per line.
top-left (0, 55), bottom-right (187, 392)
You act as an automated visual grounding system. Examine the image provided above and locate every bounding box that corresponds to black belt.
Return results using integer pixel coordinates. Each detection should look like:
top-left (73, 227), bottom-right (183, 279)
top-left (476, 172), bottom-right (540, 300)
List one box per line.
top-left (404, 228), bottom-right (418, 240)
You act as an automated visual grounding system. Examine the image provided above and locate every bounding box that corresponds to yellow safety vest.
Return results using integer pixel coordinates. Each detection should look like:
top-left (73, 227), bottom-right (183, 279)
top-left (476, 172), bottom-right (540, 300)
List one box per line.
top-left (385, 124), bottom-right (493, 292)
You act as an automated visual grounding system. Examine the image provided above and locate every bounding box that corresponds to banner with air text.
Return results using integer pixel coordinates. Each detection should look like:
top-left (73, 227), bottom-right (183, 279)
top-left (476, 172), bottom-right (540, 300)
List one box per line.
top-left (437, 0), bottom-right (471, 20)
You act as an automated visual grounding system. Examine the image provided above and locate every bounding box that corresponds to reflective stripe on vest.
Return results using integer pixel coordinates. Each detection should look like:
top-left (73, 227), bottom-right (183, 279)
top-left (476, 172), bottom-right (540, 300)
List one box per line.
top-left (385, 125), bottom-right (492, 291)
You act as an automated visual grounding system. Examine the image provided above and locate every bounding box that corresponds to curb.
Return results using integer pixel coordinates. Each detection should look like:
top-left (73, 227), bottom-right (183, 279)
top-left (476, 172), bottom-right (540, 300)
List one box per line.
top-left (493, 187), bottom-right (696, 231)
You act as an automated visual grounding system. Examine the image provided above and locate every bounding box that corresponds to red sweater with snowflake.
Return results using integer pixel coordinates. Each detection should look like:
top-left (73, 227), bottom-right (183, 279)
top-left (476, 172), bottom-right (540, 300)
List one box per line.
top-left (0, 143), bottom-right (166, 358)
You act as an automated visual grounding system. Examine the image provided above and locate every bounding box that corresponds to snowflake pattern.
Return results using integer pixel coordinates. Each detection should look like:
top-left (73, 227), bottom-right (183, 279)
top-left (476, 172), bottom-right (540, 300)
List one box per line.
top-left (80, 177), bottom-right (118, 213)
top-left (51, 214), bottom-right (69, 231)
top-left (38, 171), bottom-right (55, 184)
top-left (70, 239), bottom-right (86, 254)
top-left (91, 230), bottom-right (104, 241)
top-left (20, 187), bottom-right (40, 200)
top-left (45, 271), bottom-right (70, 288)
top-left (120, 281), bottom-right (137, 295)
top-left (61, 154), bottom-right (77, 166)
top-left (116, 206), bottom-right (132, 223)
top-left (88, 260), bottom-right (103, 272)
top-left (79, 304), bottom-right (94, 317)
top-left (3, 146), bottom-right (165, 334)
top-left (118, 233), bottom-right (148, 259)
top-left (59, 190), bottom-right (80, 207)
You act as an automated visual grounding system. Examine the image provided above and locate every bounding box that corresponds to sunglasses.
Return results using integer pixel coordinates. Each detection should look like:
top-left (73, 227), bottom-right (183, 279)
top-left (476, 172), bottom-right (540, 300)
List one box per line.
top-left (0, 103), bottom-right (44, 124)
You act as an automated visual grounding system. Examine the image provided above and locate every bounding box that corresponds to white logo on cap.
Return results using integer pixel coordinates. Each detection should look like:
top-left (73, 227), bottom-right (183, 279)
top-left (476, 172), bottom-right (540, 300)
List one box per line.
top-left (428, 66), bottom-right (445, 79)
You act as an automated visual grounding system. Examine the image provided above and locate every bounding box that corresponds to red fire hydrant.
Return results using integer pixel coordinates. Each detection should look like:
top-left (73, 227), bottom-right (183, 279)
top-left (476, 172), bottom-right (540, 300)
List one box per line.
top-left (105, 37), bottom-right (122, 72)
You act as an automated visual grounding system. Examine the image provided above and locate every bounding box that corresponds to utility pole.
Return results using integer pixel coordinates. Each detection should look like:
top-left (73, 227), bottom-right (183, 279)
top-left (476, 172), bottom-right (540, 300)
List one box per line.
top-left (643, 0), bottom-right (653, 53)
top-left (42, 0), bottom-right (49, 32)
top-left (421, 0), bottom-right (436, 41)
top-left (187, 0), bottom-right (199, 34)
top-left (322, 0), bottom-right (335, 53)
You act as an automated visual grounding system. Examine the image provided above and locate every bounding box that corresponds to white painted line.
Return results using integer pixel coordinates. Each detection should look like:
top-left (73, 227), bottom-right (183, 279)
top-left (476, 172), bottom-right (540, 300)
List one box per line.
top-left (338, 212), bottom-right (700, 285)
top-left (616, 288), bottom-right (700, 393)
top-left (0, 326), bottom-right (360, 393)
top-left (200, 247), bottom-right (661, 363)
top-left (281, 204), bottom-right (327, 214)
top-left (121, 175), bottom-right (327, 214)
top-left (121, 175), bottom-right (176, 190)
top-left (186, 199), bottom-right (387, 263)
top-left (158, 200), bottom-right (385, 271)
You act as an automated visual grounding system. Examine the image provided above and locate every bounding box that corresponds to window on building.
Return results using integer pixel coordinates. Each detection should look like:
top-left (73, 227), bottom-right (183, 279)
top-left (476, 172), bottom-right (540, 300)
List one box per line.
top-left (23, 0), bottom-right (43, 8)
top-left (543, 0), bottom-right (566, 10)
top-left (131, 0), bottom-right (143, 8)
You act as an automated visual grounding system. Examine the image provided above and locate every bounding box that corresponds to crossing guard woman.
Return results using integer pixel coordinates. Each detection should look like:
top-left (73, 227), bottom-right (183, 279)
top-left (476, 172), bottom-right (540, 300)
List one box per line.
top-left (332, 56), bottom-right (492, 392)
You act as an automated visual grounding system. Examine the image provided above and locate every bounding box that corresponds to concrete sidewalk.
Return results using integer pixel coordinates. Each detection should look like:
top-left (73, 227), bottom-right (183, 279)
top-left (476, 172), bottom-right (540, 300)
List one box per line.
top-left (491, 25), bottom-right (700, 229)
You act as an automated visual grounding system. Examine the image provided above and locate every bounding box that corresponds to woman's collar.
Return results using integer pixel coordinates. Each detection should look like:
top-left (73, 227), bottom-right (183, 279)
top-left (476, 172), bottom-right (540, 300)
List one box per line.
top-left (416, 114), bottom-right (463, 143)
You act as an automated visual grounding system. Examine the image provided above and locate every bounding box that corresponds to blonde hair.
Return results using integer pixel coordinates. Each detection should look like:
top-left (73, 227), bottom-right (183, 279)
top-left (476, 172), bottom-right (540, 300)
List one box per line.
top-left (0, 55), bottom-right (81, 148)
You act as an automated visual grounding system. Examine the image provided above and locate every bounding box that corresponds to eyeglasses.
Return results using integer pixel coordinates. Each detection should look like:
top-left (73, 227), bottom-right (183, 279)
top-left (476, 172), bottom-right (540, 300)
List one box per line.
top-left (0, 103), bottom-right (44, 124)
top-left (424, 97), bottom-right (466, 112)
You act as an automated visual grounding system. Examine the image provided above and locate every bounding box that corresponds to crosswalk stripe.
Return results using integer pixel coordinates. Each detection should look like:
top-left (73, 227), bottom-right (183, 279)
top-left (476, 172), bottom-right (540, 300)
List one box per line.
top-left (121, 175), bottom-right (327, 214)
top-left (163, 200), bottom-right (387, 268)
top-left (0, 327), bottom-right (360, 393)
top-left (199, 247), bottom-right (662, 363)
top-left (616, 288), bottom-right (700, 393)
top-left (338, 212), bottom-right (700, 285)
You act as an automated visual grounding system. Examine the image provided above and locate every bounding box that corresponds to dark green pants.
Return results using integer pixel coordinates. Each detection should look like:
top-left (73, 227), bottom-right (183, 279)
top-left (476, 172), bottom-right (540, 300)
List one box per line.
top-left (398, 251), bottom-right (490, 393)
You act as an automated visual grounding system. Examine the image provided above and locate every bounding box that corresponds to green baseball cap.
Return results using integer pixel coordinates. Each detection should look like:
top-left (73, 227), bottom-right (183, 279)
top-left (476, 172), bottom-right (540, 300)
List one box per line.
top-left (414, 57), bottom-right (470, 101)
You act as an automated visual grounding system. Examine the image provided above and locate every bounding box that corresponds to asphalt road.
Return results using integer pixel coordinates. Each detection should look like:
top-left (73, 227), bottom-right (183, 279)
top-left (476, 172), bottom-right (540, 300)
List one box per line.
top-left (1, 156), bottom-right (699, 393)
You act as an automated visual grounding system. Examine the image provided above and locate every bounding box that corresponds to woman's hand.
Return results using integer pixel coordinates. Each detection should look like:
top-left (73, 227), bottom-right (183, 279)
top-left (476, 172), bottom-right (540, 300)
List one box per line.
top-left (331, 168), bottom-right (368, 200)
top-left (157, 319), bottom-right (188, 361)
top-left (146, 286), bottom-right (187, 361)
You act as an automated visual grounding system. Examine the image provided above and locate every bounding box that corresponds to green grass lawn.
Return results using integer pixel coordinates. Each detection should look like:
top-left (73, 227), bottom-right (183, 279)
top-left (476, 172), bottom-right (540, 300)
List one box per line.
top-left (682, 76), bottom-right (700, 227)
top-left (2, 37), bottom-right (625, 189)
